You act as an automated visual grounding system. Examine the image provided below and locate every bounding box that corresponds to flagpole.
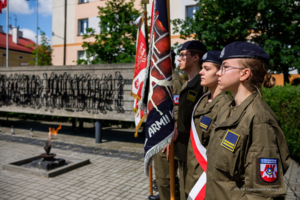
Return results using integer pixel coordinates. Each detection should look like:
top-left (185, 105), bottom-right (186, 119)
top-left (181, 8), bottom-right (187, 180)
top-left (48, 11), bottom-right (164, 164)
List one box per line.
top-left (149, 165), bottom-right (153, 196)
top-left (141, 0), bottom-right (153, 196)
top-left (6, 0), bottom-right (9, 67)
top-left (166, 0), bottom-right (176, 199)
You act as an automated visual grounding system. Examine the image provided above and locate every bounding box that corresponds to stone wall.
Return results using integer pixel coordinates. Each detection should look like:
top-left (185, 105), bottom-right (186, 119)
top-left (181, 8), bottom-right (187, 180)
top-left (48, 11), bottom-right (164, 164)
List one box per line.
top-left (0, 64), bottom-right (135, 121)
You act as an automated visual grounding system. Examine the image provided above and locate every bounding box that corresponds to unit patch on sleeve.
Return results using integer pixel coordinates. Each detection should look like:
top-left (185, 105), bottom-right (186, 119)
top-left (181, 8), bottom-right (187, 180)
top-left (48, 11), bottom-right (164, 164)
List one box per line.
top-left (173, 95), bottom-right (179, 105)
top-left (186, 90), bottom-right (197, 102)
top-left (260, 158), bottom-right (278, 183)
top-left (221, 130), bottom-right (240, 152)
top-left (199, 115), bottom-right (212, 130)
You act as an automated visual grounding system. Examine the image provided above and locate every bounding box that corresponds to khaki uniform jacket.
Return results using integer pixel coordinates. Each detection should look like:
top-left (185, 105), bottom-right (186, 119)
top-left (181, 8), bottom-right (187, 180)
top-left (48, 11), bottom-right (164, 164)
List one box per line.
top-left (185, 91), bottom-right (232, 194)
top-left (173, 71), bottom-right (183, 126)
top-left (176, 74), bottom-right (207, 146)
top-left (206, 91), bottom-right (290, 200)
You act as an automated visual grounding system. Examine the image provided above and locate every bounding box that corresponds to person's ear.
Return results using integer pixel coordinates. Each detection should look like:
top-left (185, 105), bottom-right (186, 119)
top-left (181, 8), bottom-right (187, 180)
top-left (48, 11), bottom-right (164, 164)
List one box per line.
top-left (240, 68), bottom-right (251, 81)
top-left (193, 54), bottom-right (199, 62)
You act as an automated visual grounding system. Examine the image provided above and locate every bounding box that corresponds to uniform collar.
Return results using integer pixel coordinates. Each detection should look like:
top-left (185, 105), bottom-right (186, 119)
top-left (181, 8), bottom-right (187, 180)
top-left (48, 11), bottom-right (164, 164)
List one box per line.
top-left (217, 91), bottom-right (259, 128)
top-left (196, 91), bottom-right (228, 115)
top-left (183, 74), bottom-right (200, 90)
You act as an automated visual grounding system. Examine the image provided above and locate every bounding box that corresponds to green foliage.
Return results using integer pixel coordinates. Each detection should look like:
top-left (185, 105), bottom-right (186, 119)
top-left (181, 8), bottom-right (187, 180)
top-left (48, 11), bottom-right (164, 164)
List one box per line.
top-left (172, 0), bottom-right (300, 83)
top-left (27, 31), bottom-right (52, 66)
top-left (262, 85), bottom-right (300, 157)
top-left (77, 0), bottom-right (141, 64)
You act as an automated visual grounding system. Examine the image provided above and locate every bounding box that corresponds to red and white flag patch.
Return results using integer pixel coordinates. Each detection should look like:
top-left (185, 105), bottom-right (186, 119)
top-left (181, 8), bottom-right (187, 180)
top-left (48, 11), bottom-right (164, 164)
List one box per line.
top-left (260, 158), bottom-right (278, 183)
top-left (173, 95), bottom-right (179, 105)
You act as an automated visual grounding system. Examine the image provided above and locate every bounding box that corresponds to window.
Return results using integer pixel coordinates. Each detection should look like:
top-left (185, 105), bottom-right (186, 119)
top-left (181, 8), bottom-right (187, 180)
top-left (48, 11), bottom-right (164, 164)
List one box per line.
top-left (186, 6), bottom-right (199, 19)
top-left (19, 56), bottom-right (23, 59)
top-left (78, 51), bottom-right (86, 60)
top-left (78, 19), bottom-right (89, 35)
top-left (78, 0), bottom-right (89, 4)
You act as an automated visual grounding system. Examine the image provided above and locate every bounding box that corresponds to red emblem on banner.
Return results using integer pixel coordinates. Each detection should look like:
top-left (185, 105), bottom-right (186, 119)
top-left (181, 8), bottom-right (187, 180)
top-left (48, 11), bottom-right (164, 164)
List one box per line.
top-left (260, 158), bottom-right (278, 182)
top-left (134, 79), bottom-right (139, 90)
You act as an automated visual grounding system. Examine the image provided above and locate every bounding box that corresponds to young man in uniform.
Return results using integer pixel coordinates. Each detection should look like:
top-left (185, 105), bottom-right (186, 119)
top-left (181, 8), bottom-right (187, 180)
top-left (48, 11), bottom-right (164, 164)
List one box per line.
top-left (175, 40), bottom-right (207, 200)
top-left (152, 41), bottom-right (207, 200)
top-left (150, 51), bottom-right (183, 200)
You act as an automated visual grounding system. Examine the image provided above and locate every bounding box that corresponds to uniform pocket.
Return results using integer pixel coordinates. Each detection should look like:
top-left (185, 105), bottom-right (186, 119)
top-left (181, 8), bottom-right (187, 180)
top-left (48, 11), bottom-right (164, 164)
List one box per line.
top-left (213, 148), bottom-right (240, 177)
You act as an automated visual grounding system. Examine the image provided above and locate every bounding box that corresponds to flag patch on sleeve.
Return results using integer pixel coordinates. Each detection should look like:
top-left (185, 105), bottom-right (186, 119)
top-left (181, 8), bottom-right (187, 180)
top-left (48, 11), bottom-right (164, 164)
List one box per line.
top-left (260, 158), bottom-right (278, 182)
top-left (187, 90), bottom-right (197, 102)
top-left (221, 130), bottom-right (240, 152)
top-left (173, 95), bottom-right (179, 105)
top-left (199, 116), bottom-right (212, 130)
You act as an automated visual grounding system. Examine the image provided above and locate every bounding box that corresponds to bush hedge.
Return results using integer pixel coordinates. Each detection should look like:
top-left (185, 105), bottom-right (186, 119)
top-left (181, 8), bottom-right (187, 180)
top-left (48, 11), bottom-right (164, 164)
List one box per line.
top-left (262, 84), bottom-right (300, 158)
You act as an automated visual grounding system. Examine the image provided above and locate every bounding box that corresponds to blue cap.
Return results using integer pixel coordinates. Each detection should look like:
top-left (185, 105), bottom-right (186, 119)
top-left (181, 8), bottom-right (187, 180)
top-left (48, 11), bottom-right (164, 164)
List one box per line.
top-left (220, 41), bottom-right (270, 63)
top-left (201, 50), bottom-right (222, 65)
top-left (179, 40), bottom-right (207, 52)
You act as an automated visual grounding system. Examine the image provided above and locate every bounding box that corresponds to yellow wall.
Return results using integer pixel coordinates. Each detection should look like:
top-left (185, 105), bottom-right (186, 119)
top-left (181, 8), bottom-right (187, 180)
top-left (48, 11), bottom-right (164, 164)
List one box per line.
top-left (0, 49), bottom-right (35, 67)
top-left (272, 74), bottom-right (300, 86)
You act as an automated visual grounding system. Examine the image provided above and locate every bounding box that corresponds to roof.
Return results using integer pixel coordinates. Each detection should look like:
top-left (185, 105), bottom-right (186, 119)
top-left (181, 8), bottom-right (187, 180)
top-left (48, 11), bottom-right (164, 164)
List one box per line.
top-left (0, 32), bottom-right (36, 53)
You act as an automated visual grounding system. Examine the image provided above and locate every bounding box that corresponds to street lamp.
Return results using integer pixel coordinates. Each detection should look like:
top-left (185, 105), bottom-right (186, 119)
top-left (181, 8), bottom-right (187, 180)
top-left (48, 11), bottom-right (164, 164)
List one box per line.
top-left (26, 0), bottom-right (38, 66)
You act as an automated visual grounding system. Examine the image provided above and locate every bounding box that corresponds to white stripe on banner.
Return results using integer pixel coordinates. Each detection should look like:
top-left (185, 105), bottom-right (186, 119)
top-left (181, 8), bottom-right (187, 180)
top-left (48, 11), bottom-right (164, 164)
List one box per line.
top-left (188, 92), bottom-right (210, 200)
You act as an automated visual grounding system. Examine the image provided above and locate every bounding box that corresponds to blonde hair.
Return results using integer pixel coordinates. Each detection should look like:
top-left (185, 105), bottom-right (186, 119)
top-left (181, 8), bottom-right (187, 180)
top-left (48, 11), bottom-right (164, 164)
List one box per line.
top-left (238, 58), bottom-right (276, 90)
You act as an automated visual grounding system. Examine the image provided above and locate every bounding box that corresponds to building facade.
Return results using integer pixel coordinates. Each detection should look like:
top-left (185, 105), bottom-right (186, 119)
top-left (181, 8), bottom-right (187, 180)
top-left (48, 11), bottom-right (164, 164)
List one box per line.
top-left (51, 0), bottom-right (198, 66)
top-left (0, 26), bottom-right (36, 67)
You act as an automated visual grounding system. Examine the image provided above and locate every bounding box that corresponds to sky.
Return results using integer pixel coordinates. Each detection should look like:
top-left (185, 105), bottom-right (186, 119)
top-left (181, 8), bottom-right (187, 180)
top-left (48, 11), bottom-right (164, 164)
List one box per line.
top-left (0, 0), bottom-right (52, 46)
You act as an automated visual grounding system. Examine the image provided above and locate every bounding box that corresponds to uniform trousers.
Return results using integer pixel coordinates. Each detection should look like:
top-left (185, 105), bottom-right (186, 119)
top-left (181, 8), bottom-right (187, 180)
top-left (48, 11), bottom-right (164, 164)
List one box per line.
top-left (153, 142), bottom-right (187, 200)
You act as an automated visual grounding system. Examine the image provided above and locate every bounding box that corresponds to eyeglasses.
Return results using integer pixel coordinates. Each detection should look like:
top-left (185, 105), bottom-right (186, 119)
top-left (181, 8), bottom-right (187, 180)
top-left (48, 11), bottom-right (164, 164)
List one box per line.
top-left (220, 64), bottom-right (244, 75)
top-left (178, 53), bottom-right (191, 58)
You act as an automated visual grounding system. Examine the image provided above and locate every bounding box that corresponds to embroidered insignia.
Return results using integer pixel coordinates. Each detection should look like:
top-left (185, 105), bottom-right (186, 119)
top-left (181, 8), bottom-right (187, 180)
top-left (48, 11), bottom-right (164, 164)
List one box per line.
top-left (220, 48), bottom-right (225, 58)
top-left (202, 53), bottom-right (207, 60)
top-left (221, 130), bottom-right (240, 152)
top-left (173, 95), bottom-right (179, 105)
top-left (199, 116), bottom-right (212, 130)
top-left (260, 158), bottom-right (278, 183)
top-left (187, 90), bottom-right (197, 102)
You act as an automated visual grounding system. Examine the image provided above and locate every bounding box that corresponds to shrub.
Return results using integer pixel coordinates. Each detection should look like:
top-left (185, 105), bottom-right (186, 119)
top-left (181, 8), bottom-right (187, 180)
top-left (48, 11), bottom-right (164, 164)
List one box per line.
top-left (262, 84), bottom-right (300, 158)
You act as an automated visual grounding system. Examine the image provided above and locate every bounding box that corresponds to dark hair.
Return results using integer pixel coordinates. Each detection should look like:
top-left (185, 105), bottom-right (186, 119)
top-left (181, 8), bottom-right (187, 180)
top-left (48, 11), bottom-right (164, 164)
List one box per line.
top-left (238, 58), bottom-right (276, 90)
top-left (212, 63), bottom-right (221, 70)
top-left (187, 49), bottom-right (206, 65)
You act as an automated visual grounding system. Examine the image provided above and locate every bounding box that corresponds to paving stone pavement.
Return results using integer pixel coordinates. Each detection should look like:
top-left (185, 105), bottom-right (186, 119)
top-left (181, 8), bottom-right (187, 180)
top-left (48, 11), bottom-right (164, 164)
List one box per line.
top-left (0, 119), bottom-right (299, 200)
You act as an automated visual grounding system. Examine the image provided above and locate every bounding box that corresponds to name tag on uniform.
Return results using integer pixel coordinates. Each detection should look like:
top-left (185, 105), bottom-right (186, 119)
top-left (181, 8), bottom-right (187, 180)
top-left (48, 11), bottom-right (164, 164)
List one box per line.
top-left (173, 95), bottom-right (179, 105)
top-left (199, 116), bottom-right (212, 130)
top-left (187, 90), bottom-right (197, 102)
top-left (221, 130), bottom-right (240, 152)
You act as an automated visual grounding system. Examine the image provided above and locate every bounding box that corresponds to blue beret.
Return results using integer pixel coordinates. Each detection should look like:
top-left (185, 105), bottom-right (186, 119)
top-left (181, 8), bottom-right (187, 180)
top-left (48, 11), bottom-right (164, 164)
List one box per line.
top-left (220, 41), bottom-right (269, 63)
top-left (201, 50), bottom-right (222, 65)
top-left (179, 40), bottom-right (207, 52)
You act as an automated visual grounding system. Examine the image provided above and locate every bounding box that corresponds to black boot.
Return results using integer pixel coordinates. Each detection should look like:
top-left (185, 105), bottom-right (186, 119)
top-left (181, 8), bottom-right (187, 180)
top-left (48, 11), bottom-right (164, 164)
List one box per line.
top-left (148, 195), bottom-right (160, 200)
top-left (153, 179), bottom-right (158, 192)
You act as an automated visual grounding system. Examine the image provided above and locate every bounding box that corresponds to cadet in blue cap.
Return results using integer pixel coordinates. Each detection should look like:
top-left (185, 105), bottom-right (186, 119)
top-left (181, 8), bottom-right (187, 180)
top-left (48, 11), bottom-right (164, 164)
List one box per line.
top-left (151, 50), bottom-right (183, 200)
top-left (157, 40), bottom-right (208, 200)
top-left (185, 50), bottom-right (232, 198)
top-left (205, 42), bottom-right (290, 199)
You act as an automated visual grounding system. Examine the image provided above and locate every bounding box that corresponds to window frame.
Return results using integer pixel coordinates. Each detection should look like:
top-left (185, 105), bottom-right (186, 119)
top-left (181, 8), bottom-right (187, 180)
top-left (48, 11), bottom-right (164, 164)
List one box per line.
top-left (78, 18), bottom-right (89, 36)
top-left (186, 5), bottom-right (199, 20)
top-left (78, 0), bottom-right (89, 4)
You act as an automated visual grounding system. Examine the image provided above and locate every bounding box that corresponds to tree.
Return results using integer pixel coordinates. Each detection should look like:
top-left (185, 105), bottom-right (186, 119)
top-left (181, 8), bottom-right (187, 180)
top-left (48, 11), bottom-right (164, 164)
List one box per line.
top-left (27, 31), bottom-right (52, 66)
top-left (172, 0), bottom-right (300, 83)
top-left (77, 0), bottom-right (141, 64)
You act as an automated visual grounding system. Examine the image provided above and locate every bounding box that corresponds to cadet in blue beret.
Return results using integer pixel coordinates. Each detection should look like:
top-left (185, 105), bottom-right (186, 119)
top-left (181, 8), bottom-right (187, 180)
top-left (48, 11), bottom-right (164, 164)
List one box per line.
top-left (152, 51), bottom-right (183, 200)
top-left (205, 42), bottom-right (290, 199)
top-left (185, 51), bottom-right (232, 198)
top-left (155, 40), bottom-right (207, 200)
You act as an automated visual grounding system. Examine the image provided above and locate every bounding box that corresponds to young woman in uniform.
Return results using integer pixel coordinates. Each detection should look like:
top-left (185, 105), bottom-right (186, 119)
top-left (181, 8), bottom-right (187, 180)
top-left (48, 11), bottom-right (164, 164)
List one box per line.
top-left (185, 50), bottom-right (233, 199)
top-left (205, 42), bottom-right (290, 200)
